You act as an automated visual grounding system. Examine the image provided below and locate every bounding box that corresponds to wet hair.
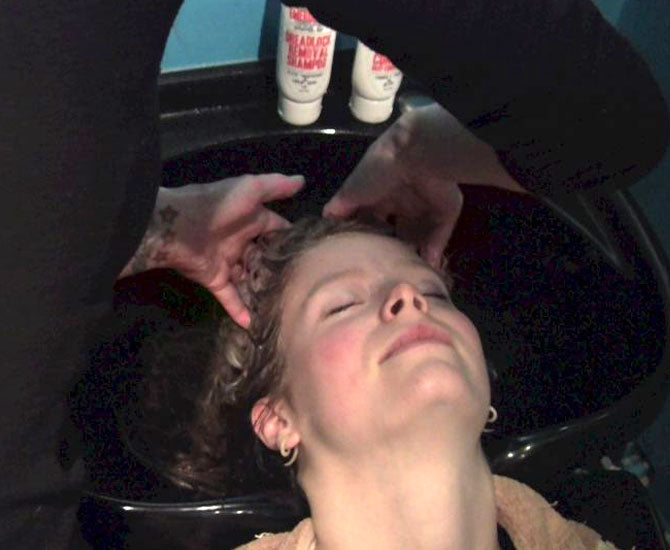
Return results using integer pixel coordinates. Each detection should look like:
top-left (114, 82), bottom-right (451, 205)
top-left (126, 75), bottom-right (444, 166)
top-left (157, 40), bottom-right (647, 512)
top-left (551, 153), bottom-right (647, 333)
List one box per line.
top-left (130, 216), bottom-right (402, 497)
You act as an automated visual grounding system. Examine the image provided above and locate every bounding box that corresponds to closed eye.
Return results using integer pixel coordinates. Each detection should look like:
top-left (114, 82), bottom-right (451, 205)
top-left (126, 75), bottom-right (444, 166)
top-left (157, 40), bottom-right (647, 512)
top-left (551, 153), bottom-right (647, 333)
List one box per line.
top-left (326, 302), bottom-right (358, 316)
top-left (424, 292), bottom-right (450, 302)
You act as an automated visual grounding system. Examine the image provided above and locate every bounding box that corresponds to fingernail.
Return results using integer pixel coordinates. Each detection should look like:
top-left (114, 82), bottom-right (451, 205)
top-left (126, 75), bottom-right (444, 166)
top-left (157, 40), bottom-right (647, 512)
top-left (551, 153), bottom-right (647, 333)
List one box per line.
top-left (289, 175), bottom-right (305, 182)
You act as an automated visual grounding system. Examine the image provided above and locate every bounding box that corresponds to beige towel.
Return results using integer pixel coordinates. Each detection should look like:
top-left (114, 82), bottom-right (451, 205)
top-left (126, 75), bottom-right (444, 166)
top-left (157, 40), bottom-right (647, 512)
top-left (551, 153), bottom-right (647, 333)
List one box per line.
top-left (492, 476), bottom-right (617, 550)
top-left (236, 519), bottom-right (314, 550)
top-left (234, 475), bottom-right (619, 549)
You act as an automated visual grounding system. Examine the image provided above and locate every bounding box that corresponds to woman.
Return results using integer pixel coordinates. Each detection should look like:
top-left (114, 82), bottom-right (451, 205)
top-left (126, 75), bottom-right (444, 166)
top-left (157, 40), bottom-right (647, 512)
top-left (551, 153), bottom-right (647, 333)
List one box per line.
top-left (136, 216), bottom-right (618, 550)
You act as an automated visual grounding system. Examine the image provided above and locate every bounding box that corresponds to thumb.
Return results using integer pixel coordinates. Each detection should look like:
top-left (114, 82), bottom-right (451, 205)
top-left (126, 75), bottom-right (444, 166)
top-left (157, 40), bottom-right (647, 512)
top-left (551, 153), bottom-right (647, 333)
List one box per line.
top-left (214, 282), bottom-right (251, 329)
top-left (423, 219), bottom-right (456, 271)
top-left (423, 200), bottom-right (463, 270)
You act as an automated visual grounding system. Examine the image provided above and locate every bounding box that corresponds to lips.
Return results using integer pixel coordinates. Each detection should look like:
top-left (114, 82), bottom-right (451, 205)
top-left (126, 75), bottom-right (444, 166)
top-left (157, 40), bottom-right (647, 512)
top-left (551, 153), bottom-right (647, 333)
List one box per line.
top-left (380, 323), bottom-right (453, 364)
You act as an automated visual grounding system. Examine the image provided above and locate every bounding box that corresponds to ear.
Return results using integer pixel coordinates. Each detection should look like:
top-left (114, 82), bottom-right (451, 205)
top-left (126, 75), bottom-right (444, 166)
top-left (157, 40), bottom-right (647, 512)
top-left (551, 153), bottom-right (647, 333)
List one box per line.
top-left (251, 397), bottom-right (301, 452)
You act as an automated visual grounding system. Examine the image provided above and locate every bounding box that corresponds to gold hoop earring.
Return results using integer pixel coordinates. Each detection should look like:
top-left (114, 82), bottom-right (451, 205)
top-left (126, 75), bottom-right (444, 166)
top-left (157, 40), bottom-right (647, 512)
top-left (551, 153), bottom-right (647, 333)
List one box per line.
top-left (483, 405), bottom-right (498, 433)
top-left (279, 438), bottom-right (298, 467)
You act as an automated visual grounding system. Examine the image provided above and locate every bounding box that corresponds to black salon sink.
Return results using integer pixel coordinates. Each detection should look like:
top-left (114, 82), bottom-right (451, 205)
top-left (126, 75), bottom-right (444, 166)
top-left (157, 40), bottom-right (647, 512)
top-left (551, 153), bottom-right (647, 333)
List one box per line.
top-left (159, 131), bottom-right (669, 469)
top-left (94, 127), bottom-right (670, 487)
top-left (76, 61), bottom-right (670, 548)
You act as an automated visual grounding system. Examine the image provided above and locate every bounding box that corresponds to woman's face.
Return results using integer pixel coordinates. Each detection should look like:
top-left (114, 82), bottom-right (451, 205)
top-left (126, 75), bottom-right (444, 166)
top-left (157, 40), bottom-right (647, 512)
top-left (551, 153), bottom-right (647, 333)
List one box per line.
top-left (278, 232), bottom-right (490, 455)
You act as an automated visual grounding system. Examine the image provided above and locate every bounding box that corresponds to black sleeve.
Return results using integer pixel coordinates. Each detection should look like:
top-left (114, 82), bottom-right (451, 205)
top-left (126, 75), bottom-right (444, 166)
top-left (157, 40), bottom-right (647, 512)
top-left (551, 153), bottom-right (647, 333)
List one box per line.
top-left (0, 2), bottom-right (182, 547)
top-left (294, 0), bottom-right (669, 195)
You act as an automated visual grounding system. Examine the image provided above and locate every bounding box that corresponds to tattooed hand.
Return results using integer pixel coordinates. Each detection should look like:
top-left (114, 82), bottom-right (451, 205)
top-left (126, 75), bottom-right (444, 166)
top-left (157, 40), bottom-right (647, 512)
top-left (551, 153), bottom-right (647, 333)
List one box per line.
top-left (119, 173), bottom-right (305, 328)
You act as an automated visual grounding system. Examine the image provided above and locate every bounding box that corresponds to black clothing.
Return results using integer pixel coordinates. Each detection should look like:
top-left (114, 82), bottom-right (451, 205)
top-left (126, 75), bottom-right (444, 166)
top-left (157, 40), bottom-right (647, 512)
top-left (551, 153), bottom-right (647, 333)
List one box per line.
top-left (294, 0), bottom-right (669, 195)
top-left (0, 2), bottom-right (182, 547)
top-left (0, 1), bottom-right (666, 548)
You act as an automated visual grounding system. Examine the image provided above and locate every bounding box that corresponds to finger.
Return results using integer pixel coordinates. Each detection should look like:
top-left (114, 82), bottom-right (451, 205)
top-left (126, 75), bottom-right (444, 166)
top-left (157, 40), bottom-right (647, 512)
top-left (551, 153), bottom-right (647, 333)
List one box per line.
top-left (215, 282), bottom-right (252, 329)
top-left (422, 193), bottom-right (463, 269)
top-left (323, 194), bottom-right (359, 219)
top-left (227, 209), bottom-right (288, 257)
top-left (423, 219), bottom-right (456, 270)
top-left (325, 142), bottom-right (406, 220)
top-left (261, 209), bottom-right (292, 232)
top-left (323, 172), bottom-right (377, 219)
top-left (323, 157), bottom-right (385, 219)
top-left (253, 173), bottom-right (305, 203)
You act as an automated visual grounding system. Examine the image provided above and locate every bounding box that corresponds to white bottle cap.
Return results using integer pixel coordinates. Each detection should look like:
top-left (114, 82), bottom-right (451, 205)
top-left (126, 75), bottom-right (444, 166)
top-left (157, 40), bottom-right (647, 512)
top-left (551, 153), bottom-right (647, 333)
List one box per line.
top-left (349, 93), bottom-right (395, 124)
top-left (278, 95), bottom-right (322, 126)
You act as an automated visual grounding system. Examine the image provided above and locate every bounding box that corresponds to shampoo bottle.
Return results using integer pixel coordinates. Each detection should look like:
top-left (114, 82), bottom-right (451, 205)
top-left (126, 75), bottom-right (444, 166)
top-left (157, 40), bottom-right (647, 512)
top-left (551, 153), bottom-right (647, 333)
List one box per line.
top-left (350, 41), bottom-right (403, 123)
top-left (276, 5), bottom-right (337, 125)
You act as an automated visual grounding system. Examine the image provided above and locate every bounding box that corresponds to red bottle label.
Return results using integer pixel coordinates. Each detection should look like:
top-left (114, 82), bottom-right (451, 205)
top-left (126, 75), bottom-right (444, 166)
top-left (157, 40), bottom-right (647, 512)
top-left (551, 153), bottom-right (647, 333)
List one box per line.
top-left (289, 7), bottom-right (318, 24)
top-left (285, 32), bottom-right (332, 70)
top-left (372, 53), bottom-right (397, 73)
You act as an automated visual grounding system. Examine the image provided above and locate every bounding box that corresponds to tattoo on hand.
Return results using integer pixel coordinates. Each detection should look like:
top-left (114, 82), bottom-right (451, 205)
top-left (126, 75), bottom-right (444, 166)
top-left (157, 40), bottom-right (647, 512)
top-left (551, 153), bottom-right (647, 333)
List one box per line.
top-left (122, 204), bottom-right (180, 277)
top-left (159, 205), bottom-right (179, 224)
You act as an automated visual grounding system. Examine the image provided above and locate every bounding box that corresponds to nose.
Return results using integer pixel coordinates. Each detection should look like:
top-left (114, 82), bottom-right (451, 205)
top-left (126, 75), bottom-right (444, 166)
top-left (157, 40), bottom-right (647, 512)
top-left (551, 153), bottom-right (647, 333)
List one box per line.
top-left (381, 283), bottom-right (428, 321)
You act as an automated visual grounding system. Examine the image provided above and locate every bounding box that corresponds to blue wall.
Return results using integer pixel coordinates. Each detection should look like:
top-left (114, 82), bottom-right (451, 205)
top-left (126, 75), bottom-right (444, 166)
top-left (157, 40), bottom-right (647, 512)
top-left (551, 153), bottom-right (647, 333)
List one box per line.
top-left (161, 0), bottom-right (272, 70)
top-left (596, 0), bottom-right (627, 25)
top-left (161, 0), bottom-right (355, 72)
top-left (618, 0), bottom-right (670, 250)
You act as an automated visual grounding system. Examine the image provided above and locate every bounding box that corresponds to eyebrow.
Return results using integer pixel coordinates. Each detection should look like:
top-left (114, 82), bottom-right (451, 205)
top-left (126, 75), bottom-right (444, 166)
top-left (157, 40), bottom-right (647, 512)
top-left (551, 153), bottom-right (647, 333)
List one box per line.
top-left (303, 268), bottom-right (366, 309)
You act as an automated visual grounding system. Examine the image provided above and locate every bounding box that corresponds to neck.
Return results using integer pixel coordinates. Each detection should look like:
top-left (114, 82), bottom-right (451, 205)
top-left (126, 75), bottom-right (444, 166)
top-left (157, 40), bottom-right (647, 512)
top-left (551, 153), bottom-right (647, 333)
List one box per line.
top-left (300, 439), bottom-right (499, 550)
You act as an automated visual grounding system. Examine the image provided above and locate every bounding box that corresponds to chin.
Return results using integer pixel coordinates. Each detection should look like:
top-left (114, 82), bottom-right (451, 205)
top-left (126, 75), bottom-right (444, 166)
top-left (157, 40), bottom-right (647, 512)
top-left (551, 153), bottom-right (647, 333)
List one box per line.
top-left (402, 358), bottom-right (485, 421)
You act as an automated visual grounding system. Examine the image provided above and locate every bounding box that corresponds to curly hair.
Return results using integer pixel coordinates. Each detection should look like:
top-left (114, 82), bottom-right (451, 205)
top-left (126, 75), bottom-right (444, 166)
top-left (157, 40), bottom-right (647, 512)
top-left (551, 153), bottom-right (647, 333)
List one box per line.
top-left (130, 216), bottom-right (397, 497)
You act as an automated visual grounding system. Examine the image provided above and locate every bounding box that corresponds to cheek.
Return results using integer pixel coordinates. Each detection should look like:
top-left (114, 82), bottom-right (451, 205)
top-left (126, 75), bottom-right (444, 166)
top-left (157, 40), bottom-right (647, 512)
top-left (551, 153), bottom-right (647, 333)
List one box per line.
top-left (290, 323), bottom-right (370, 443)
top-left (450, 311), bottom-right (490, 391)
top-left (452, 311), bottom-right (484, 355)
top-left (308, 324), bottom-right (368, 412)
top-left (310, 323), bottom-right (363, 380)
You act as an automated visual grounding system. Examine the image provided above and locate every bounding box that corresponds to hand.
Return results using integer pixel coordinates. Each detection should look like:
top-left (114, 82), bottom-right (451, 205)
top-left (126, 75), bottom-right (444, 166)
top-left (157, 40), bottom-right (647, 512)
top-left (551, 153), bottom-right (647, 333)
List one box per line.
top-left (120, 173), bottom-right (305, 328)
top-left (323, 104), bottom-right (525, 269)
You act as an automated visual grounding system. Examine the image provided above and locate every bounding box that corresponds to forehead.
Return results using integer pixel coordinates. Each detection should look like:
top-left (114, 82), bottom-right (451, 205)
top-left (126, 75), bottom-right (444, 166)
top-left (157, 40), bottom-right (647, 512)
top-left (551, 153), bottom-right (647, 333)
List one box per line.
top-left (291, 232), bottom-right (421, 286)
